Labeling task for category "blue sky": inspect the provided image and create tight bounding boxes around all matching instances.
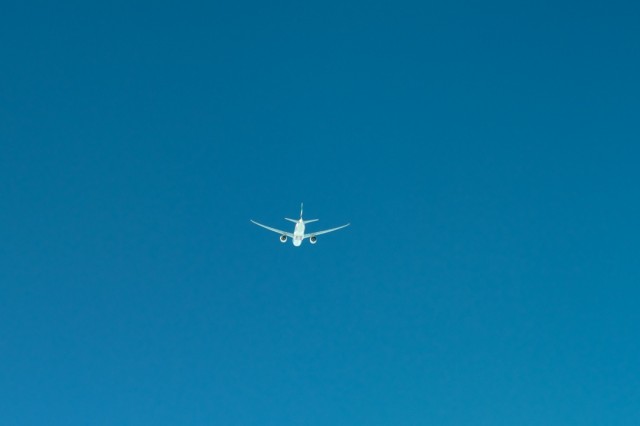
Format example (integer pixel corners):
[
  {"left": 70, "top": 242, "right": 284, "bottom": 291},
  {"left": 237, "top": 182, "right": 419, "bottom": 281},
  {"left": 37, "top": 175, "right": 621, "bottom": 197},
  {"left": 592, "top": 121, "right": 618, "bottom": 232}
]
[{"left": 1, "top": 1, "right": 639, "bottom": 424}]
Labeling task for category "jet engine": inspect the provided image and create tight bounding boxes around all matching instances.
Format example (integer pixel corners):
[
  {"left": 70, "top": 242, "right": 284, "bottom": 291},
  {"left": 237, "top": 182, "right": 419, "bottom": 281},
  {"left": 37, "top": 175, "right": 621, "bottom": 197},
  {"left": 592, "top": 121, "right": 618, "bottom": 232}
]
[
  {"left": 309, "top": 235, "right": 317, "bottom": 244},
  {"left": 279, "top": 235, "right": 287, "bottom": 243}
]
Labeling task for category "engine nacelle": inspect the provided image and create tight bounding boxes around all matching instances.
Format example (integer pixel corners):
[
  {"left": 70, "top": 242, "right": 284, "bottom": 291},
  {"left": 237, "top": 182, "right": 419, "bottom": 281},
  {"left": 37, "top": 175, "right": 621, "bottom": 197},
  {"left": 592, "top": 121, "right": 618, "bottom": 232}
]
[
  {"left": 279, "top": 235, "right": 287, "bottom": 243},
  {"left": 309, "top": 235, "right": 317, "bottom": 244}
]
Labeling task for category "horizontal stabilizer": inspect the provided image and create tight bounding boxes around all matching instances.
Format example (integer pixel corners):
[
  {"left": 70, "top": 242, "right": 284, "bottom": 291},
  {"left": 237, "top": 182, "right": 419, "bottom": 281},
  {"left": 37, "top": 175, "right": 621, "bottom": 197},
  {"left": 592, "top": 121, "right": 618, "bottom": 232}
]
[
  {"left": 284, "top": 218, "right": 298, "bottom": 223},
  {"left": 303, "top": 219, "right": 319, "bottom": 224}
]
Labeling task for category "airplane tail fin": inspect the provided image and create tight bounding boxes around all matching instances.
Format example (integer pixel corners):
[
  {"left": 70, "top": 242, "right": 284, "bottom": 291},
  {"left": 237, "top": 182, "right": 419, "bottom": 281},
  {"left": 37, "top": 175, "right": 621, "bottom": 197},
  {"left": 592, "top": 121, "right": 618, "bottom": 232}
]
[{"left": 286, "top": 204, "right": 317, "bottom": 223}]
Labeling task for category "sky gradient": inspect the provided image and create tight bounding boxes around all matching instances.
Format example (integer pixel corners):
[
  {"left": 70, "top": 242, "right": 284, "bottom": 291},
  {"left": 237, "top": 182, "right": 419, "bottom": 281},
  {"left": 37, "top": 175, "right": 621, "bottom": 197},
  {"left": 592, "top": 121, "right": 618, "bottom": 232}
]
[{"left": 2, "top": 1, "right": 639, "bottom": 424}]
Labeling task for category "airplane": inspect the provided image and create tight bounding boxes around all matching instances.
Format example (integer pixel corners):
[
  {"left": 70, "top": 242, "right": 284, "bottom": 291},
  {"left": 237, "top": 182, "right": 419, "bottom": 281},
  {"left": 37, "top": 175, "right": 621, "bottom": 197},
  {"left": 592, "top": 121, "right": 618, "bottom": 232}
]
[{"left": 250, "top": 203, "right": 350, "bottom": 246}]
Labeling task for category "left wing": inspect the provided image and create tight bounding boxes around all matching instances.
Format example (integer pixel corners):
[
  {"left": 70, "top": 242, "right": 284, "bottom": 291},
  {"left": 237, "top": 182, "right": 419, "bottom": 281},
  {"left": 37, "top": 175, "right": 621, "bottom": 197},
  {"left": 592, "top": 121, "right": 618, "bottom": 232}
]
[
  {"left": 250, "top": 220, "right": 295, "bottom": 238},
  {"left": 304, "top": 223, "right": 350, "bottom": 238}
]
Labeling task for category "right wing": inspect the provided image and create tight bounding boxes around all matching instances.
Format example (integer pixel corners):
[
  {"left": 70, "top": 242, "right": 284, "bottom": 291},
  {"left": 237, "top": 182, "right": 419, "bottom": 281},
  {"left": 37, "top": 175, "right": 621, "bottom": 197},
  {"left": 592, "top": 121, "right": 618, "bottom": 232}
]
[
  {"left": 250, "top": 220, "right": 295, "bottom": 238},
  {"left": 304, "top": 223, "right": 350, "bottom": 238}
]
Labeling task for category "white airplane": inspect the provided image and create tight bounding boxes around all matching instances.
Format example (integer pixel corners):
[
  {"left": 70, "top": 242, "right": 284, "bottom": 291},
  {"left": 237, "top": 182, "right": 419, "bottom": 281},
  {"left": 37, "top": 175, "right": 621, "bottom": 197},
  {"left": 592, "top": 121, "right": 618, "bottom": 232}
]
[{"left": 250, "top": 203, "right": 350, "bottom": 246}]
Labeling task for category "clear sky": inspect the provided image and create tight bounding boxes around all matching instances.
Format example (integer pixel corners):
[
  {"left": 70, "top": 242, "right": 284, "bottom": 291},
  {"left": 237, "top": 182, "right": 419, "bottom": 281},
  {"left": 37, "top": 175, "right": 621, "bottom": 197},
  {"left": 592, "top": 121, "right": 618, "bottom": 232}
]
[{"left": 1, "top": 1, "right": 639, "bottom": 424}]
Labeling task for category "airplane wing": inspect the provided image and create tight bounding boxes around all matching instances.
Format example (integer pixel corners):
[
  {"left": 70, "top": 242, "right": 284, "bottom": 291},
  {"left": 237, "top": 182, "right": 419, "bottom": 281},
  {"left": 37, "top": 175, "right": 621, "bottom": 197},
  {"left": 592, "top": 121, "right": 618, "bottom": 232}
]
[
  {"left": 250, "top": 220, "right": 295, "bottom": 238},
  {"left": 304, "top": 223, "right": 350, "bottom": 238}
]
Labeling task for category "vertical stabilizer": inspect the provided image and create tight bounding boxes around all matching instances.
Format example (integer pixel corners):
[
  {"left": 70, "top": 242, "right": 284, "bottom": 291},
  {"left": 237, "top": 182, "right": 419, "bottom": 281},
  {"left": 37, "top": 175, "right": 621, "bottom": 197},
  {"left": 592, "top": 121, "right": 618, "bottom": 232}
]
[{"left": 300, "top": 202, "right": 304, "bottom": 219}]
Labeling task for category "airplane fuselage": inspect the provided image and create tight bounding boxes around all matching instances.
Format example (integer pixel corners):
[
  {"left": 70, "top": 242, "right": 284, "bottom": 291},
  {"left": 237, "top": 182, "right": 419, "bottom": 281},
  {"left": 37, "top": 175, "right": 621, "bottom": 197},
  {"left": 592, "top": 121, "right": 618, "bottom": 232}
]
[{"left": 293, "top": 220, "right": 305, "bottom": 246}]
